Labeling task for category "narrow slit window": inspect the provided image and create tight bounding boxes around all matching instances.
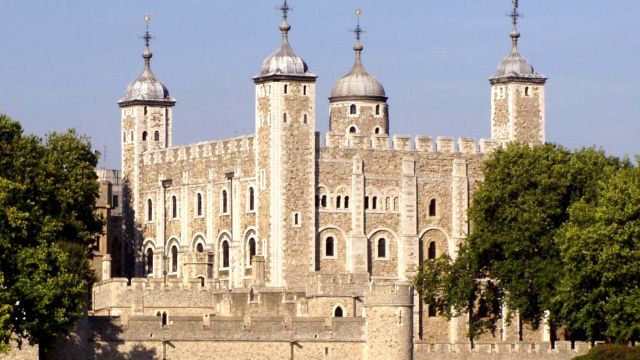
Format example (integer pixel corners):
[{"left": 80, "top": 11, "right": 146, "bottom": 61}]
[
  {"left": 303, "top": 85, "right": 307, "bottom": 95},
  {"left": 154, "top": 131, "right": 160, "bottom": 141},
  {"left": 364, "top": 196, "right": 369, "bottom": 210},
  {"left": 222, "top": 241, "right": 230, "bottom": 268},
  {"left": 171, "top": 196, "right": 177, "bottom": 218},
  {"left": 372, "top": 196, "right": 378, "bottom": 210},
  {"left": 171, "top": 245, "right": 178, "bottom": 273},
  {"left": 321, "top": 195, "right": 327, "bottom": 208},
  {"left": 146, "top": 248, "right": 153, "bottom": 275},
  {"left": 344, "top": 196, "right": 350, "bottom": 209},
  {"left": 222, "top": 190, "right": 228, "bottom": 214},
  {"left": 196, "top": 193, "right": 203, "bottom": 217},
  {"left": 303, "top": 114, "right": 308, "bottom": 124},
  {"left": 283, "top": 113, "right": 287, "bottom": 123},
  {"left": 349, "top": 104, "right": 356, "bottom": 115},
  {"left": 142, "top": 131, "right": 148, "bottom": 141},
  {"left": 248, "top": 238, "right": 257, "bottom": 262},
  {"left": 336, "top": 196, "right": 341, "bottom": 209},
  {"left": 147, "top": 199, "right": 153, "bottom": 221},
  {"left": 284, "top": 84, "right": 288, "bottom": 94},
  {"left": 429, "top": 199, "right": 437, "bottom": 217},
  {"left": 248, "top": 187, "right": 255, "bottom": 211},
  {"left": 375, "top": 104, "right": 381, "bottom": 115}
]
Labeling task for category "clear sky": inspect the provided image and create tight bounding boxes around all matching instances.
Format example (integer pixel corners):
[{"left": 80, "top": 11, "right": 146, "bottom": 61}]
[{"left": 1, "top": 1, "right": 638, "bottom": 169}]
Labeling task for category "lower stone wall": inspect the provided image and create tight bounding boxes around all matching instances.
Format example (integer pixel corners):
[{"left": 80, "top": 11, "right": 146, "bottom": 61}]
[
  {"left": 414, "top": 341, "right": 591, "bottom": 360},
  {"left": 0, "top": 341, "right": 38, "bottom": 360},
  {"left": 54, "top": 339, "right": 364, "bottom": 360}
]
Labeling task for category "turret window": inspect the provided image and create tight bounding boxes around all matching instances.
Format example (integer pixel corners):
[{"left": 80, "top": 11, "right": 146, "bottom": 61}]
[
  {"left": 221, "top": 240, "right": 230, "bottom": 268},
  {"left": 349, "top": 126, "right": 357, "bottom": 134},
  {"left": 283, "top": 113, "right": 287, "bottom": 123},
  {"left": 325, "top": 237, "right": 335, "bottom": 257},
  {"left": 321, "top": 195, "right": 327, "bottom": 208},
  {"left": 374, "top": 127, "right": 380, "bottom": 135},
  {"left": 303, "top": 114, "right": 308, "bottom": 124},
  {"left": 334, "top": 306, "right": 344, "bottom": 317},
  {"left": 147, "top": 199, "right": 153, "bottom": 221},
  {"left": 154, "top": 131, "right": 160, "bottom": 141},
  {"left": 377, "top": 238, "right": 387, "bottom": 259},
  {"left": 375, "top": 104, "right": 381, "bottom": 116},
  {"left": 171, "top": 195, "right": 178, "bottom": 219},
  {"left": 196, "top": 193, "right": 203, "bottom": 217},
  {"left": 144, "top": 106, "right": 148, "bottom": 116},
  {"left": 170, "top": 245, "right": 179, "bottom": 273},
  {"left": 284, "top": 84, "right": 288, "bottom": 94},
  {"left": 142, "top": 131, "right": 148, "bottom": 141},
  {"left": 429, "top": 199, "right": 437, "bottom": 217},
  {"left": 344, "top": 196, "right": 350, "bottom": 209},
  {"left": 336, "top": 196, "right": 342, "bottom": 209},
  {"left": 349, "top": 104, "right": 357, "bottom": 115},
  {"left": 248, "top": 187, "right": 255, "bottom": 212},
  {"left": 221, "top": 190, "right": 229, "bottom": 214},
  {"left": 303, "top": 85, "right": 307, "bottom": 96},
  {"left": 524, "top": 86, "right": 529, "bottom": 96}
]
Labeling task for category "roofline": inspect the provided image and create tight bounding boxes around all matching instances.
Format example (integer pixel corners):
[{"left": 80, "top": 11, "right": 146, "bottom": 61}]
[
  {"left": 118, "top": 98, "right": 177, "bottom": 108},
  {"left": 329, "top": 95, "right": 388, "bottom": 102},
  {"left": 489, "top": 76, "right": 547, "bottom": 85},
  {"left": 252, "top": 73, "right": 317, "bottom": 84}
]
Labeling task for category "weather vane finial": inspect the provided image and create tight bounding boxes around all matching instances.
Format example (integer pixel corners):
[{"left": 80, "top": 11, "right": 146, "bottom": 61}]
[
  {"left": 279, "top": 0, "right": 291, "bottom": 21},
  {"left": 351, "top": 8, "right": 364, "bottom": 42},
  {"left": 142, "top": 12, "right": 153, "bottom": 48},
  {"left": 507, "top": 0, "right": 522, "bottom": 49}
]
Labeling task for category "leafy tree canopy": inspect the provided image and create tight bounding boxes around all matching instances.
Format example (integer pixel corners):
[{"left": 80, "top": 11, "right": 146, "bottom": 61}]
[
  {"left": 0, "top": 114, "right": 102, "bottom": 352},
  {"left": 415, "top": 143, "right": 634, "bottom": 342}
]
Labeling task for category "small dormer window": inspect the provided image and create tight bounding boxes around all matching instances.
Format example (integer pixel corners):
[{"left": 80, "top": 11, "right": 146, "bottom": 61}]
[{"left": 349, "top": 104, "right": 357, "bottom": 115}]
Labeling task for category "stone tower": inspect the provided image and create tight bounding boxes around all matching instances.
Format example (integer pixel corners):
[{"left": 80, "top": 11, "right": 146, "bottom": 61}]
[
  {"left": 490, "top": 1, "right": 546, "bottom": 145},
  {"left": 253, "top": 1, "right": 317, "bottom": 289},
  {"left": 119, "top": 15, "right": 175, "bottom": 274},
  {"left": 365, "top": 283, "right": 414, "bottom": 360},
  {"left": 329, "top": 10, "right": 388, "bottom": 138}
]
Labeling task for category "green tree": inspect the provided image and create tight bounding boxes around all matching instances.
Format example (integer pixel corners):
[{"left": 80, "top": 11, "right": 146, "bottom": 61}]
[
  {"left": 414, "top": 143, "right": 626, "bottom": 341},
  {"left": 555, "top": 166, "right": 640, "bottom": 343},
  {"left": 0, "top": 114, "right": 103, "bottom": 354}
]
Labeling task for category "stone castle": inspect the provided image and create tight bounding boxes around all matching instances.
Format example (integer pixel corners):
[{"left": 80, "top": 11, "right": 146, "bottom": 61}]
[{"left": 38, "top": 2, "right": 598, "bottom": 360}]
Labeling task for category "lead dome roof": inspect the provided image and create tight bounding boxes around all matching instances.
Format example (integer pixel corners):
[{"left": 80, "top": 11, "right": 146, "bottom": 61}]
[{"left": 330, "top": 41, "right": 386, "bottom": 101}]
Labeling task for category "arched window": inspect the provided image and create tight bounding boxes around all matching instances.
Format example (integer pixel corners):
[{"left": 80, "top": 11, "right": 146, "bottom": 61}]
[
  {"left": 374, "top": 127, "right": 380, "bottom": 134},
  {"left": 325, "top": 237, "right": 335, "bottom": 257},
  {"left": 222, "top": 190, "right": 228, "bottom": 214},
  {"left": 321, "top": 195, "right": 327, "bottom": 208},
  {"left": 375, "top": 104, "right": 381, "bottom": 115},
  {"left": 147, "top": 199, "right": 153, "bottom": 221},
  {"left": 248, "top": 238, "right": 256, "bottom": 264},
  {"left": 303, "top": 85, "right": 307, "bottom": 96},
  {"left": 248, "top": 187, "right": 255, "bottom": 211},
  {"left": 196, "top": 242, "right": 204, "bottom": 253},
  {"left": 196, "top": 193, "right": 203, "bottom": 217},
  {"left": 283, "top": 113, "right": 287, "bottom": 123},
  {"left": 142, "top": 131, "right": 148, "bottom": 141},
  {"left": 428, "top": 241, "right": 436, "bottom": 260},
  {"left": 171, "top": 196, "right": 178, "bottom": 218},
  {"left": 344, "top": 196, "right": 350, "bottom": 209},
  {"left": 222, "top": 241, "right": 230, "bottom": 268},
  {"left": 377, "top": 238, "right": 387, "bottom": 258},
  {"left": 303, "top": 114, "right": 308, "bottom": 124},
  {"left": 154, "top": 131, "right": 160, "bottom": 141},
  {"left": 349, "top": 126, "right": 356, "bottom": 134},
  {"left": 349, "top": 104, "right": 356, "bottom": 115},
  {"left": 372, "top": 196, "right": 378, "bottom": 210},
  {"left": 171, "top": 245, "right": 178, "bottom": 273},
  {"left": 198, "top": 276, "right": 205, "bottom": 288},
  {"left": 429, "top": 199, "right": 437, "bottom": 217},
  {"left": 284, "top": 84, "right": 288, "bottom": 94},
  {"left": 145, "top": 248, "right": 153, "bottom": 275},
  {"left": 334, "top": 306, "right": 344, "bottom": 317},
  {"left": 524, "top": 86, "right": 529, "bottom": 96},
  {"left": 336, "top": 196, "right": 341, "bottom": 209}
]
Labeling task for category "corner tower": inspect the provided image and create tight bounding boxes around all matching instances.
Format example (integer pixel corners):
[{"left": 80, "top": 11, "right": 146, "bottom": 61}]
[
  {"left": 490, "top": 0, "right": 546, "bottom": 145},
  {"left": 119, "top": 14, "right": 175, "bottom": 274},
  {"left": 329, "top": 9, "right": 388, "bottom": 137},
  {"left": 253, "top": 1, "right": 317, "bottom": 289}
]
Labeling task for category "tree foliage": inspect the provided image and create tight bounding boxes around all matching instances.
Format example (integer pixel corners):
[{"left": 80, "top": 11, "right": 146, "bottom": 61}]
[
  {"left": 0, "top": 114, "right": 103, "bottom": 351},
  {"left": 414, "top": 143, "right": 634, "bottom": 342}
]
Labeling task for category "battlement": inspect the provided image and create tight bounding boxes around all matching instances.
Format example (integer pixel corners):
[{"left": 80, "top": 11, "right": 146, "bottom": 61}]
[
  {"left": 364, "top": 281, "right": 413, "bottom": 307},
  {"left": 324, "top": 133, "right": 504, "bottom": 155},
  {"left": 414, "top": 341, "right": 598, "bottom": 358},
  {"left": 141, "top": 135, "right": 256, "bottom": 166},
  {"left": 305, "top": 273, "right": 370, "bottom": 297}
]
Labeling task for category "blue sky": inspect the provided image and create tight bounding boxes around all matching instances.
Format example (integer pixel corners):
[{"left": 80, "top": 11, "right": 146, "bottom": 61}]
[{"left": 1, "top": 1, "right": 638, "bottom": 169}]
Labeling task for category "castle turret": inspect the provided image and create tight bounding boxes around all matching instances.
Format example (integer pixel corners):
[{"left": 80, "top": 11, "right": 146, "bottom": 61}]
[
  {"left": 490, "top": 0, "right": 546, "bottom": 145},
  {"left": 365, "top": 283, "right": 414, "bottom": 360},
  {"left": 253, "top": 1, "right": 317, "bottom": 289},
  {"left": 330, "top": 9, "right": 388, "bottom": 138},
  {"left": 119, "top": 14, "right": 175, "bottom": 275}
]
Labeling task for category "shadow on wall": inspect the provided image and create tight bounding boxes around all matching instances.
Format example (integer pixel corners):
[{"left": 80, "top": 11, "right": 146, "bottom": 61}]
[{"left": 46, "top": 316, "right": 158, "bottom": 360}]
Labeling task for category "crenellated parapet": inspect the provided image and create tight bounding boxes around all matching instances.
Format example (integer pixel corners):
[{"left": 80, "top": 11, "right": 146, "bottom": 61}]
[
  {"left": 141, "top": 135, "right": 256, "bottom": 166},
  {"left": 324, "top": 133, "right": 504, "bottom": 155}
]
